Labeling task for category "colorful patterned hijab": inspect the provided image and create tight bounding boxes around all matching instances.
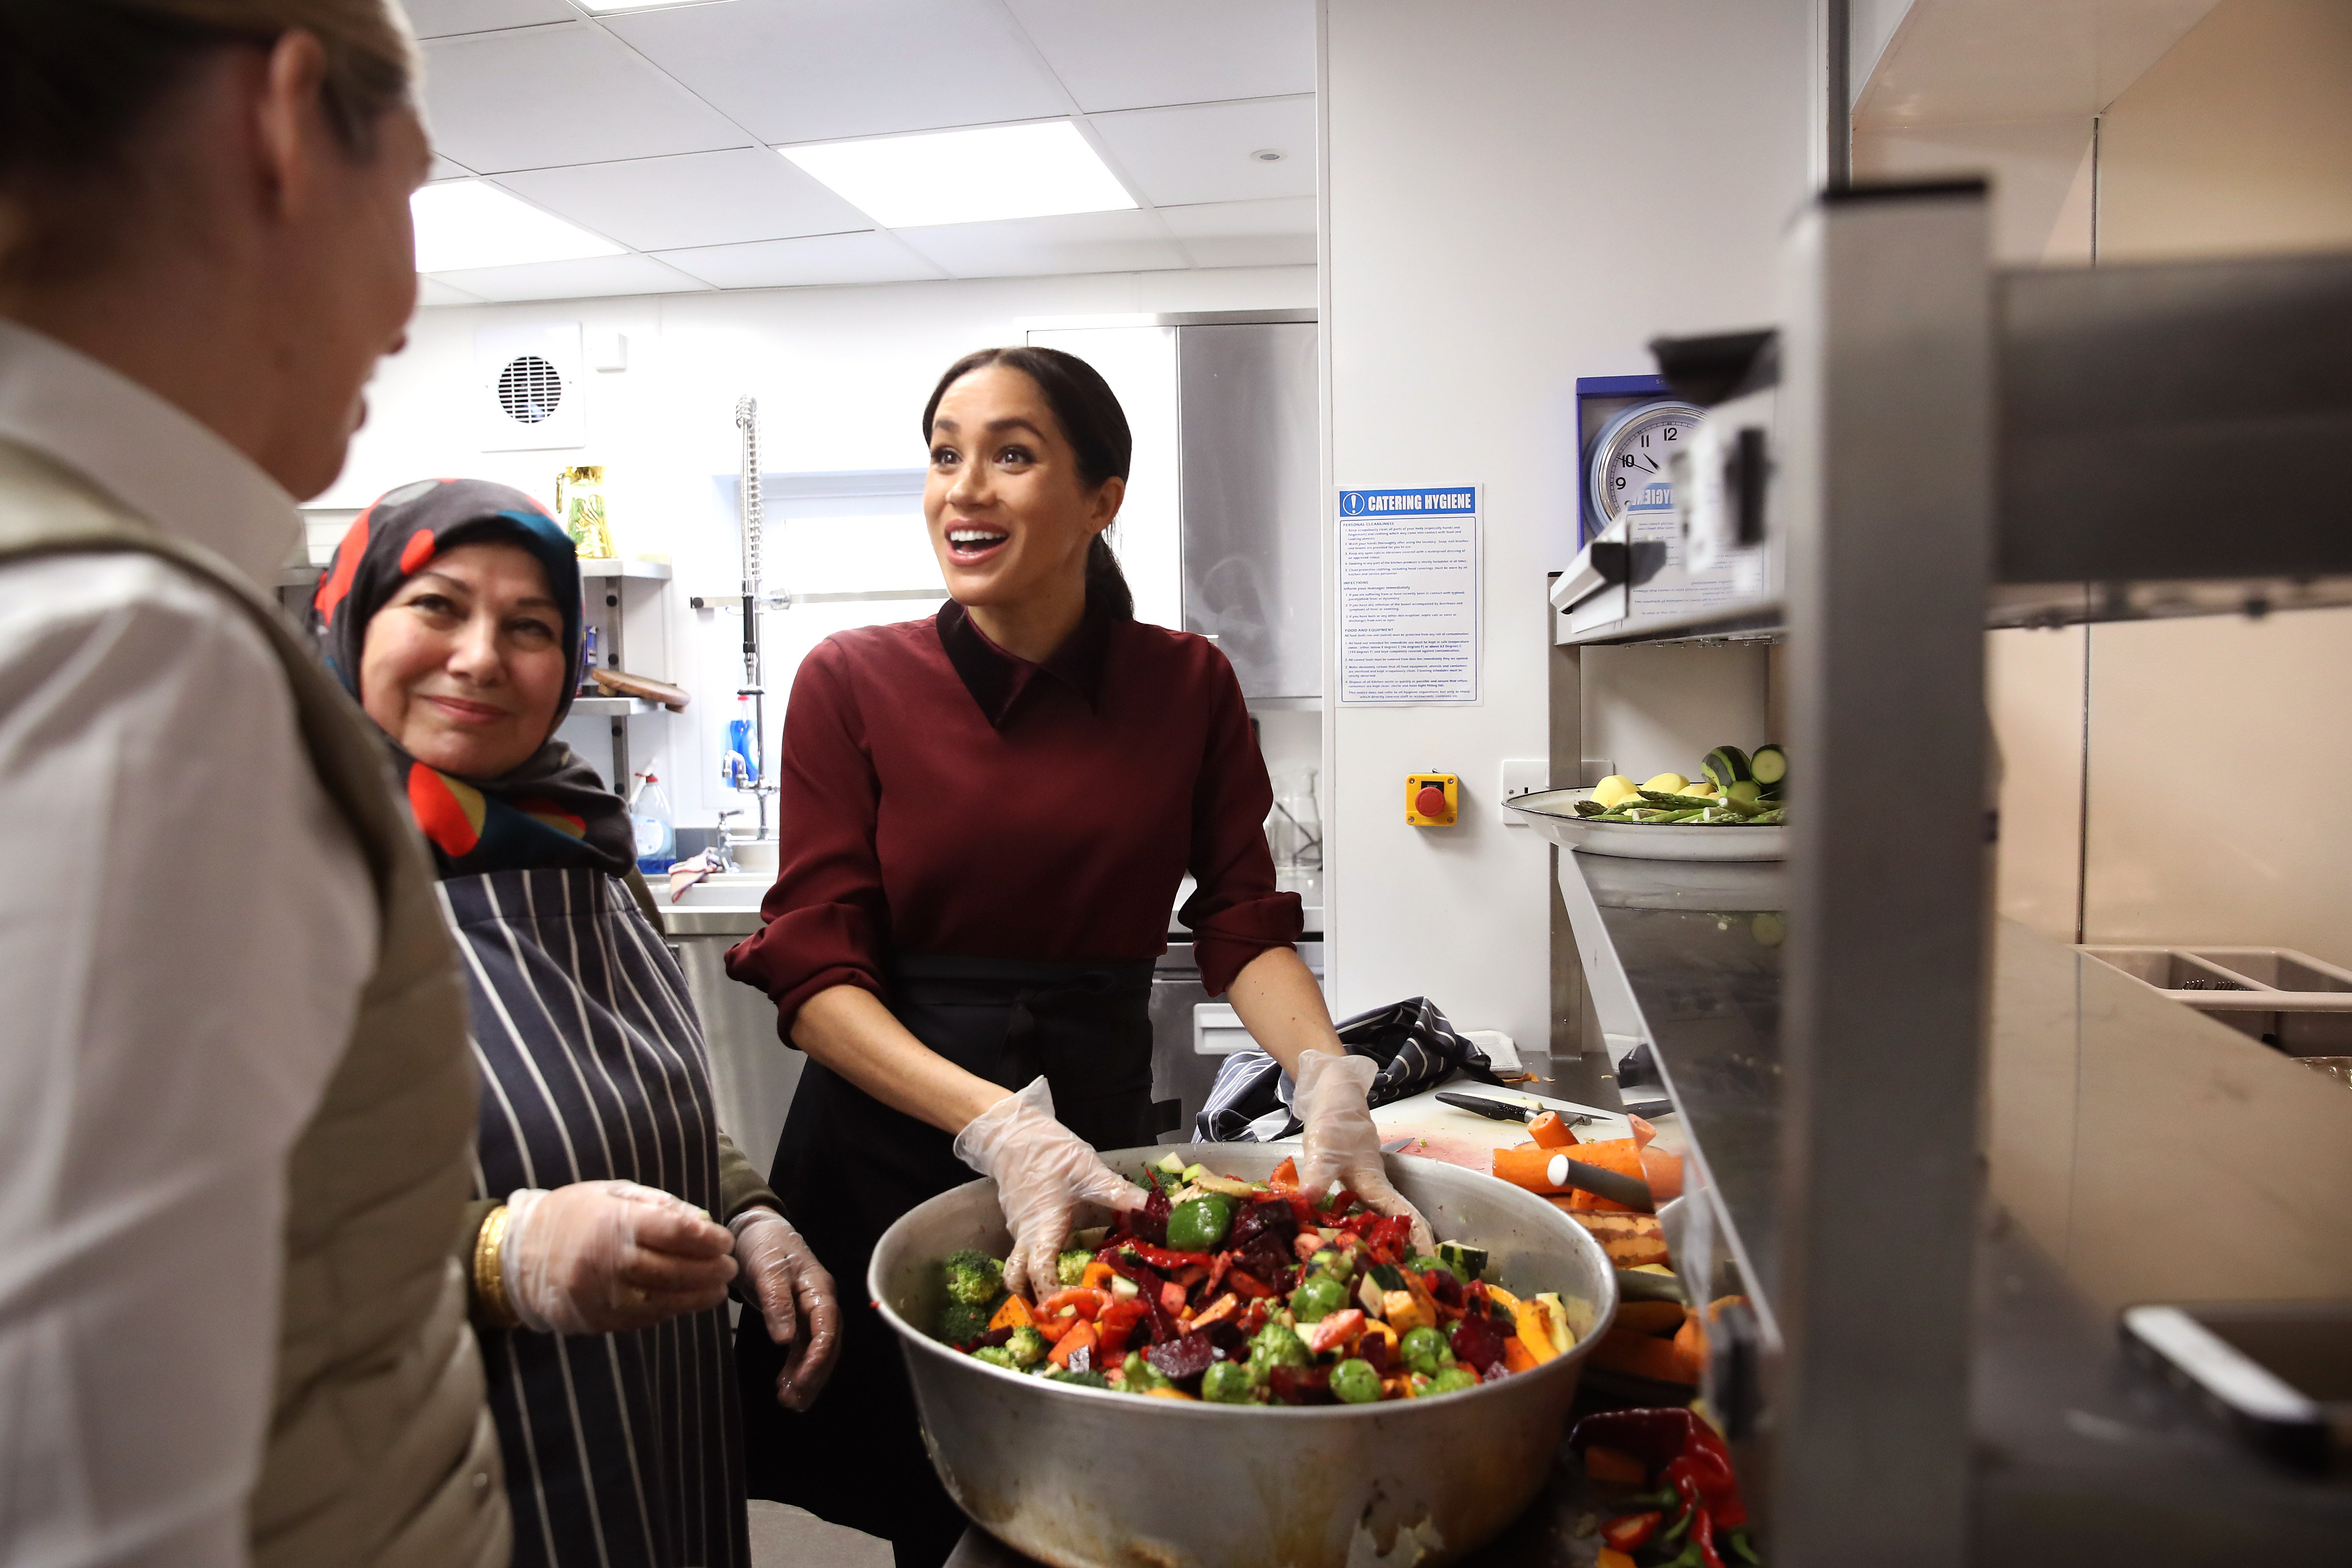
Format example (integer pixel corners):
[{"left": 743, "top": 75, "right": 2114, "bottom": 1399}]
[{"left": 312, "top": 478, "right": 635, "bottom": 881}]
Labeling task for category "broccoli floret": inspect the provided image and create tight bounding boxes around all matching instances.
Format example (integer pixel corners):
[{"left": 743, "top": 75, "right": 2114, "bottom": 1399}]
[
  {"left": 940, "top": 1295, "right": 1002, "bottom": 1346},
  {"left": 942, "top": 1249, "right": 1005, "bottom": 1305},
  {"left": 1247, "top": 1321, "right": 1310, "bottom": 1372},
  {"left": 1044, "top": 1368, "right": 1111, "bottom": 1389},
  {"left": 1001, "top": 1325, "right": 1049, "bottom": 1368},
  {"left": 970, "top": 1346, "right": 1021, "bottom": 1370},
  {"left": 1056, "top": 1249, "right": 1095, "bottom": 1288}
]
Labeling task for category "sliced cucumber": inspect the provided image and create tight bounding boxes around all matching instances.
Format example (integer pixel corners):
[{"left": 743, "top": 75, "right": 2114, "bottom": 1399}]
[
  {"left": 1702, "top": 746, "right": 1753, "bottom": 789},
  {"left": 1751, "top": 744, "right": 1788, "bottom": 786}
]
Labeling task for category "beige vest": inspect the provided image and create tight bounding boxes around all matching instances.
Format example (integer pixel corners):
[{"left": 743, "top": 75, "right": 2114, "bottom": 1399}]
[{"left": 0, "top": 441, "right": 509, "bottom": 1568}]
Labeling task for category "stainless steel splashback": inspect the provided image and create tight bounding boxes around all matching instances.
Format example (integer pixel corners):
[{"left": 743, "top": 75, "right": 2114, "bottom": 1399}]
[{"left": 1175, "top": 319, "right": 1321, "bottom": 703}]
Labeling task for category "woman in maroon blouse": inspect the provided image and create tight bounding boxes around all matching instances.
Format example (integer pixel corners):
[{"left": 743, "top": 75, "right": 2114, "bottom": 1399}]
[{"left": 726, "top": 347, "right": 1427, "bottom": 1563}]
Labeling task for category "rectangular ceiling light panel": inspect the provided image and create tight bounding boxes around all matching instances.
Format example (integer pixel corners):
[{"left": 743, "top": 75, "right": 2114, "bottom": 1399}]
[
  {"left": 412, "top": 180, "right": 627, "bottom": 273},
  {"left": 781, "top": 120, "right": 1136, "bottom": 229}
]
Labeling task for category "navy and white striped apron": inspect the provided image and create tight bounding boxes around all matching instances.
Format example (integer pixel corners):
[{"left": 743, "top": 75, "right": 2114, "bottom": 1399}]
[{"left": 438, "top": 868, "right": 746, "bottom": 1568}]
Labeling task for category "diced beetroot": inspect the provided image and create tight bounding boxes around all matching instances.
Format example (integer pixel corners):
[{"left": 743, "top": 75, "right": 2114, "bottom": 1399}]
[
  {"left": 1359, "top": 1333, "right": 1396, "bottom": 1375},
  {"left": 1268, "top": 1364, "right": 1336, "bottom": 1406},
  {"left": 1449, "top": 1310, "right": 1508, "bottom": 1375},
  {"left": 1428, "top": 1270, "right": 1465, "bottom": 1309},
  {"left": 1228, "top": 1195, "right": 1297, "bottom": 1254},
  {"left": 1145, "top": 1333, "right": 1216, "bottom": 1384},
  {"left": 1237, "top": 1235, "right": 1296, "bottom": 1287},
  {"left": 1135, "top": 1190, "right": 1171, "bottom": 1247},
  {"left": 1203, "top": 1317, "right": 1251, "bottom": 1359},
  {"left": 976, "top": 1326, "right": 1015, "bottom": 1350}
]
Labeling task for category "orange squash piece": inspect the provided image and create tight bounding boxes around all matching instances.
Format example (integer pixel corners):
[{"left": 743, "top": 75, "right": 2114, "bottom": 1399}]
[
  {"left": 1589, "top": 1327, "right": 1698, "bottom": 1385},
  {"left": 1672, "top": 1311, "right": 1709, "bottom": 1382},
  {"left": 986, "top": 1295, "right": 1033, "bottom": 1333},
  {"left": 1502, "top": 1336, "right": 1542, "bottom": 1375},
  {"left": 1046, "top": 1319, "right": 1097, "bottom": 1368}
]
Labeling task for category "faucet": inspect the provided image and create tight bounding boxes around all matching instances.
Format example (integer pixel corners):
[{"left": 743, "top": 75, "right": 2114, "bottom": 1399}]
[{"left": 713, "top": 808, "right": 743, "bottom": 873}]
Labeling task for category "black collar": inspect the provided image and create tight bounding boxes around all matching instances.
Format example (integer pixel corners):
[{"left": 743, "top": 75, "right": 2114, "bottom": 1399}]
[{"left": 935, "top": 596, "right": 1115, "bottom": 728}]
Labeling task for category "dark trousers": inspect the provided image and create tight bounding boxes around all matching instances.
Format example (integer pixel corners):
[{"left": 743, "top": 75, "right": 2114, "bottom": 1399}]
[{"left": 738, "top": 955, "right": 1155, "bottom": 1568}]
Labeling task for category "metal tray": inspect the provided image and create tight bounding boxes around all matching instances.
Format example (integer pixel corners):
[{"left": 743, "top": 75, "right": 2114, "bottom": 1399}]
[{"left": 1507, "top": 787, "right": 1786, "bottom": 862}]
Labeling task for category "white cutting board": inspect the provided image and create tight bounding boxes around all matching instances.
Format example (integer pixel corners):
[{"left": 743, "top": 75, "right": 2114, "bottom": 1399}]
[{"left": 1370, "top": 1084, "right": 1683, "bottom": 1174}]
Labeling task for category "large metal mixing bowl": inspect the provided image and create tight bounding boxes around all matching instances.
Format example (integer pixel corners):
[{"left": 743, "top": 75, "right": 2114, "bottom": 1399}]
[{"left": 870, "top": 1144, "right": 1619, "bottom": 1568}]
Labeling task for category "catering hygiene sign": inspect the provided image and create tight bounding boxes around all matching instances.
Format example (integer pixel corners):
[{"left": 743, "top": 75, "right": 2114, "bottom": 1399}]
[{"left": 1337, "top": 485, "right": 1480, "bottom": 705}]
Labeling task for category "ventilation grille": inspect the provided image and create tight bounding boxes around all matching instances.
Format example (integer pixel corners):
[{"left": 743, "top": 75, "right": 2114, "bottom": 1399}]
[{"left": 496, "top": 355, "right": 564, "bottom": 424}]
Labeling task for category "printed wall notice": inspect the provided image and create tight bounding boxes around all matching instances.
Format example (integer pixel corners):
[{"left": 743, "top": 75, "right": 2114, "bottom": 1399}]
[{"left": 1337, "top": 485, "right": 1480, "bottom": 705}]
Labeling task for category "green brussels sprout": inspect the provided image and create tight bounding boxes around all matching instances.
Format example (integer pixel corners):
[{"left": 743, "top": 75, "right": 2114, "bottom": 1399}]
[
  {"left": 1329, "top": 1358, "right": 1382, "bottom": 1405},
  {"left": 1289, "top": 1274, "right": 1351, "bottom": 1324},
  {"left": 1425, "top": 1366, "right": 1480, "bottom": 1396},
  {"left": 1399, "top": 1324, "right": 1452, "bottom": 1377},
  {"left": 1201, "top": 1360, "right": 1257, "bottom": 1404},
  {"left": 1120, "top": 1351, "right": 1169, "bottom": 1393}
]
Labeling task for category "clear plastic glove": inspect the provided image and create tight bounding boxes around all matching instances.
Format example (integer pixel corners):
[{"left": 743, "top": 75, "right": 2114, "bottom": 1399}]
[
  {"left": 730, "top": 1207, "right": 840, "bottom": 1411},
  {"left": 1293, "top": 1050, "right": 1435, "bottom": 1255},
  {"left": 501, "top": 1180, "right": 737, "bottom": 1335},
  {"left": 953, "top": 1076, "right": 1148, "bottom": 1302}
]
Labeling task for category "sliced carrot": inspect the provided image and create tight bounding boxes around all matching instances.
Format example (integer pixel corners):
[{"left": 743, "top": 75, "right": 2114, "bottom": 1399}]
[
  {"left": 1582, "top": 1444, "right": 1649, "bottom": 1485},
  {"left": 1491, "top": 1146, "right": 1567, "bottom": 1191},
  {"left": 1639, "top": 1145, "right": 1683, "bottom": 1202},
  {"left": 1187, "top": 1292, "right": 1240, "bottom": 1331},
  {"left": 1528, "top": 1111, "right": 1577, "bottom": 1148},
  {"left": 1627, "top": 1114, "right": 1658, "bottom": 1148},
  {"left": 1589, "top": 1327, "right": 1698, "bottom": 1385},
  {"left": 1047, "top": 1319, "right": 1097, "bottom": 1368},
  {"left": 1559, "top": 1139, "right": 1653, "bottom": 1214},
  {"left": 1495, "top": 1138, "right": 1651, "bottom": 1200},
  {"left": 1597, "top": 1549, "right": 1638, "bottom": 1568},
  {"left": 986, "top": 1295, "right": 1033, "bottom": 1333}
]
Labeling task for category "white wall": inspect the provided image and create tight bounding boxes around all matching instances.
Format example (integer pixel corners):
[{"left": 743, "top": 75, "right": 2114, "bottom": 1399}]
[
  {"left": 327, "top": 265, "right": 1314, "bottom": 826},
  {"left": 1320, "top": 0, "right": 1813, "bottom": 1048}
]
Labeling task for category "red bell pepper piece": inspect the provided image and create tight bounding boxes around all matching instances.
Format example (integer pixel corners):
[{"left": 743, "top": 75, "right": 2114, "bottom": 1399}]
[
  {"left": 1689, "top": 1506, "right": 1723, "bottom": 1568},
  {"left": 1306, "top": 1308, "right": 1365, "bottom": 1356},
  {"left": 1225, "top": 1269, "right": 1276, "bottom": 1301},
  {"left": 1121, "top": 1240, "right": 1216, "bottom": 1271},
  {"left": 1361, "top": 1214, "right": 1413, "bottom": 1265},
  {"left": 1601, "top": 1512, "right": 1662, "bottom": 1550},
  {"left": 1095, "top": 1298, "right": 1148, "bottom": 1363}
]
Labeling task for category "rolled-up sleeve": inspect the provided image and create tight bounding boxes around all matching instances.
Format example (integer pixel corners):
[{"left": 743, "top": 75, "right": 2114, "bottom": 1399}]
[
  {"left": 724, "top": 640, "right": 890, "bottom": 1035},
  {"left": 1178, "top": 655, "right": 1303, "bottom": 995}
]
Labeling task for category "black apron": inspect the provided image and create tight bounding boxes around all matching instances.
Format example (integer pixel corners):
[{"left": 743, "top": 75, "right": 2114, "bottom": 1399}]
[{"left": 736, "top": 952, "right": 1156, "bottom": 1568}]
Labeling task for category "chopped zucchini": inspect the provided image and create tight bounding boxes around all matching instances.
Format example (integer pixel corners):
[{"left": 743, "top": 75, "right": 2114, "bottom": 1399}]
[
  {"left": 1367, "top": 1262, "right": 1406, "bottom": 1292},
  {"left": 1436, "top": 1241, "right": 1488, "bottom": 1280},
  {"left": 1155, "top": 1152, "right": 1186, "bottom": 1175},
  {"left": 1751, "top": 744, "right": 1787, "bottom": 786},
  {"left": 1702, "top": 746, "right": 1753, "bottom": 788}
]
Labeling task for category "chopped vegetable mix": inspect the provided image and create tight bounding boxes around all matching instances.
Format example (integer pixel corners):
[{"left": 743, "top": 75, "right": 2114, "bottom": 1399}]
[{"left": 930, "top": 1154, "right": 1581, "bottom": 1404}]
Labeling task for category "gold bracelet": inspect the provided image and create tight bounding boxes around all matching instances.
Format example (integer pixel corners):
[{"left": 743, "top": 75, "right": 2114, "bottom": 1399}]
[{"left": 474, "top": 1205, "right": 521, "bottom": 1329}]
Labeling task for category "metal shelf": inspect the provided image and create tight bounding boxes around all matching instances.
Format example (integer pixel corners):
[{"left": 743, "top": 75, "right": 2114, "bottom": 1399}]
[
  {"left": 570, "top": 695, "right": 649, "bottom": 717},
  {"left": 580, "top": 558, "right": 671, "bottom": 580}
]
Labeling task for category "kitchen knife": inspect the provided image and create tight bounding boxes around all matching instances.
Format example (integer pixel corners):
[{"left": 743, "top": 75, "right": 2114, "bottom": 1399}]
[{"left": 1436, "top": 1090, "right": 1673, "bottom": 1123}]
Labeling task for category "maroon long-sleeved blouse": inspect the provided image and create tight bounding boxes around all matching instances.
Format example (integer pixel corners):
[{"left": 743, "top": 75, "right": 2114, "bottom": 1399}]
[{"left": 725, "top": 599, "right": 1302, "bottom": 1028}]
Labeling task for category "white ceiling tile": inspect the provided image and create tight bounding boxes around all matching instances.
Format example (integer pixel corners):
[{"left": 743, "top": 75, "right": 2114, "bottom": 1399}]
[
  {"left": 415, "top": 276, "right": 485, "bottom": 307},
  {"left": 496, "top": 150, "right": 872, "bottom": 250},
  {"left": 429, "top": 155, "right": 476, "bottom": 182},
  {"left": 653, "top": 233, "right": 949, "bottom": 289},
  {"left": 891, "top": 209, "right": 1185, "bottom": 280},
  {"left": 605, "top": 0, "right": 1068, "bottom": 144},
  {"left": 1155, "top": 197, "right": 1315, "bottom": 268},
  {"left": 421, "top": 23, "right": 747, "bottom": 173},
  {"left": 1090, "top": 97, "right": 1315, "bottom": 208},
  {"left": 427, "top": 254, "right": 713, "bottom": 302},
  {"left": 1003, "top": 0, "right": 1315, "bottom": 112},
  {"left": 401, "top": 0, "right": 574, "bottom": 38}
]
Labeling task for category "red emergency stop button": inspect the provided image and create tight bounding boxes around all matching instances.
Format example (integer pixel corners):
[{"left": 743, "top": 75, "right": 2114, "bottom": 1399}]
[{"left": 1415, "top": 785, "right": 1449, "bottom": 819}]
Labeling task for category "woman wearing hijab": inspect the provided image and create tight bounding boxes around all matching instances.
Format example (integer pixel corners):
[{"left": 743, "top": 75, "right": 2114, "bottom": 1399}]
[
  {"left": 725, "top": 347, "right": 1431, "bottom": 1563},
  {"left": 310, "top": 477, "right": 840, "bottom": 1568}
]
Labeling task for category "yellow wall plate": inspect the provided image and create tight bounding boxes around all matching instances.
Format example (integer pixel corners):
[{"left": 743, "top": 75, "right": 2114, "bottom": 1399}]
[{"left": 1406, "top": 773, "right": 1460, "bottom": 827}]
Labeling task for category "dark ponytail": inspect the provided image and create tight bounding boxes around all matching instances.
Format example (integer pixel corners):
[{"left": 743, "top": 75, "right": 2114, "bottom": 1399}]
[{"left": 922, "top": 345, "right": 1134, "bottom": 622}]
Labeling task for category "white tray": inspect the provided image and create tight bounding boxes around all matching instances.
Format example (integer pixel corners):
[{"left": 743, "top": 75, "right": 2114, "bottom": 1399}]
[{"left": 1506, "top": 786, "right": 1787, "bottom": 862}]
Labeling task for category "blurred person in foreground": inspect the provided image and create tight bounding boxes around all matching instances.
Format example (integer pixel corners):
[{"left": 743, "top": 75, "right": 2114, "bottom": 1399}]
[
  {"left": 0, "top": 3, "right": 507, "bottom": 1565},
  {"left": 315, "top": 477, "right": 839, "bottom": 1568}
]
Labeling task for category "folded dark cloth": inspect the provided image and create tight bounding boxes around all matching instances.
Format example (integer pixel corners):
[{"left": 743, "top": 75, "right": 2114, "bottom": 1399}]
[{"left": 1194, "top": 995, "right": 1500, "bottom": 1143}]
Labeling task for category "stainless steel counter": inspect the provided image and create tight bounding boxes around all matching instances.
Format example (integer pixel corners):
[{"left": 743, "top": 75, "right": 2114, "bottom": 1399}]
[{"left": 1553, "top": 846, "right": 2352, "bottom": 1559}]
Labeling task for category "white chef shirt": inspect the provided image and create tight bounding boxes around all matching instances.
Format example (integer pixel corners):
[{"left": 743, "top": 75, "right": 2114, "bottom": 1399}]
[{"left": 0, "top": 320, "right": 378, "bottom": 1568}]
